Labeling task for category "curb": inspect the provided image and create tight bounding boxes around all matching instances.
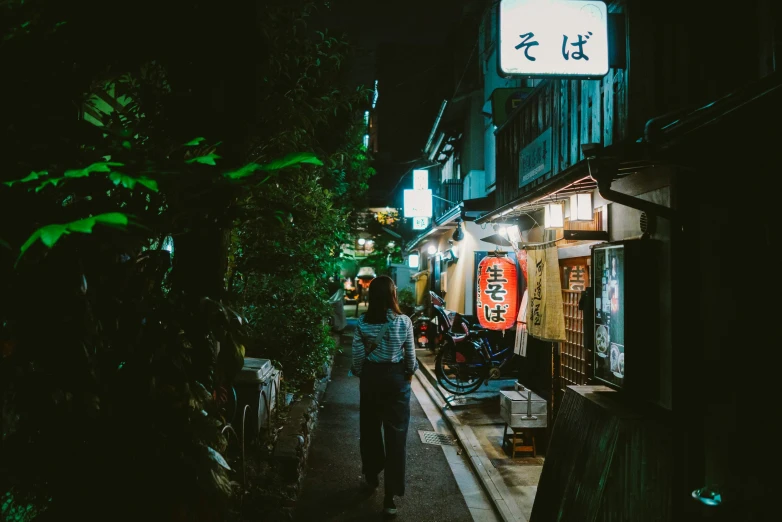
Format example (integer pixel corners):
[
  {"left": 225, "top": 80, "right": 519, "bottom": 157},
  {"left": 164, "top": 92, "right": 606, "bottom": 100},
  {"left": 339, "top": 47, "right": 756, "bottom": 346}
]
[
  {"left": 415, "top": 362, "right": 528, "bottom": 522},
  {"left": 273, "top": 351, "right": 335, "bottom": 512}
]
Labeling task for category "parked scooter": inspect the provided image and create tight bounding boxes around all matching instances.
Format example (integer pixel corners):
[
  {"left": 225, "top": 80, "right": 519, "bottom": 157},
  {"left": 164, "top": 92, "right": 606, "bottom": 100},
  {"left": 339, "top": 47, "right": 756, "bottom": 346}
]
[{"left": 412, "top": 291, "right": 458, "bottom": 352}]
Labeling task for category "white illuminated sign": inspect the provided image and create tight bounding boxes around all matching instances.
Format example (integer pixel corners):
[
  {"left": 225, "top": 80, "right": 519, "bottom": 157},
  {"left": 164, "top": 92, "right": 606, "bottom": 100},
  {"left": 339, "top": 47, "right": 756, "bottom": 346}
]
[
  {"left": 412, "top": 217, "right": 429, "bottom": 230},
  {"left": 499, "top": 0, "right": 609, "bottom": 77},
  {"left": 413, "top": 170, "right": 429, "bottom": 191},
  {"left": 404, "top": 189, "right": 432, "bottom": 218},
  {"left": 408, "top": 253, "right": 420, "bottom": 268}
]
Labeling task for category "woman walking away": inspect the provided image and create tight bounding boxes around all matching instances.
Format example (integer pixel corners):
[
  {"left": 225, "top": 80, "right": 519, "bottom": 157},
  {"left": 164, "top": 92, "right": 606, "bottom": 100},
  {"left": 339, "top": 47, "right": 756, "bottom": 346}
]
[{"left": 351, "top": 275, "right": 418, "bottom": 518}]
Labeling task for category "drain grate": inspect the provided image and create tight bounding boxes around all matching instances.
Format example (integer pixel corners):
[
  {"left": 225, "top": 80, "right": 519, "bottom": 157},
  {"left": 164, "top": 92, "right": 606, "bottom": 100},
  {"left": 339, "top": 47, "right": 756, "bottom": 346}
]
[{"left": 418, "top": 430, "right": 457, "bottom": 446}]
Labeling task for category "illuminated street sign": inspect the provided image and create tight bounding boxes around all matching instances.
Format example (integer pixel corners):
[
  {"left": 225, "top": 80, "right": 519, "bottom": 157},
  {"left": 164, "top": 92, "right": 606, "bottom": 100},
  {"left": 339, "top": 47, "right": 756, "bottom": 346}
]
[
  {"left": 413, "top": 217, "right": 429, "bottom": 230},
  {"left": 413, "top": 169, "right": 429, "bottom": 191},
  {"left": 404, "top": 189, "right": 432, "bottom": 218},
  {"left": 499, "top": 0, "right": 608, "bottom": 77}
]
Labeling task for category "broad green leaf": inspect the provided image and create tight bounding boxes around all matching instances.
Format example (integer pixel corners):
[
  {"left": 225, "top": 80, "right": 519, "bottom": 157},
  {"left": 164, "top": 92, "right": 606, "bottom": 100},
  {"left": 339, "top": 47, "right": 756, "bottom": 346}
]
[
  {"left": 39, "top": 224, "right": 69, "bottom": 247},
  {"left": 66, "top": 218, "right": 96, "bottom": 233},
  {"left": 184, "top": 137, "right": 206, "bottom": 146},
  {"left": 186, "top": 153, "right": 221, "bottom": 166},
  {"left": 93, "top": 213, "right": 130, "bottom": 226},
  {"left": 18, "top": 230, "right": 43, "bottom": 260},
  {"left": 223, "top": 163, "right": 262, "bottom": 180},
  {"left": 223, "top": 152, "right": 323, "bottom": 180},
  {"left": 64, "top": 161, "right": 124, "bottom": 179},
  {"left": 16, "top": 213, "right": 132, "bottom": 267},
  {"left": 259, "top": 152, "right": 323, "bottom": 171},
  {"left": 108, "top": 172, "right": 159, "bottom": 192},
  {"left": 3, "top": 170, "right": 48, "bottom": 187},
  {"left": 136, "top": 177, "right": 159, "bottom": 192},
  {"left": 34, "top": 178, "right": 63, "bottom": 192}
]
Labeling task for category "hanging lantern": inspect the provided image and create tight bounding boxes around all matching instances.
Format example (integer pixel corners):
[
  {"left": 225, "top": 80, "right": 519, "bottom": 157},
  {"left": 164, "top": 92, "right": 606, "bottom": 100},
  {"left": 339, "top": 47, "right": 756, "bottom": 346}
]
[
  {"left": 544, "top": 202, "right": 564, "bottom": 228},
  {"left": 569, "top": 193, "right": 593, "bottom": 221},
  {"left": 476, "top": 256, "right": 518, "bottom": 331}
]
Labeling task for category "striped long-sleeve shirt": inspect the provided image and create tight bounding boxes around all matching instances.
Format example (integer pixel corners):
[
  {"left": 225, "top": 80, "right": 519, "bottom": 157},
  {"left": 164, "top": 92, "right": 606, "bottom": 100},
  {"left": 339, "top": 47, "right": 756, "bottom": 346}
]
[{"left": 351, "top": 310, "right": 418, "bottom": 377}]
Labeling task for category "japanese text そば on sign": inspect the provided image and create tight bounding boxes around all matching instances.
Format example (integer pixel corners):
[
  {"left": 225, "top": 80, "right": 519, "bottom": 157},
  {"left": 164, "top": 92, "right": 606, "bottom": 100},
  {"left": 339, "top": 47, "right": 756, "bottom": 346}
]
[{"left": 499, "top": 0, "right": 609, "bottom": 77}]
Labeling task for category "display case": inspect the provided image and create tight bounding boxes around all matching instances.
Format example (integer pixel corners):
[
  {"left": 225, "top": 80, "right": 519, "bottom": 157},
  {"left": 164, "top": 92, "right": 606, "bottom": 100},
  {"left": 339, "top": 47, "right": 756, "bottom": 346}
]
[{"left": 591, "top": 239, "right": 659, "bottom": 398}]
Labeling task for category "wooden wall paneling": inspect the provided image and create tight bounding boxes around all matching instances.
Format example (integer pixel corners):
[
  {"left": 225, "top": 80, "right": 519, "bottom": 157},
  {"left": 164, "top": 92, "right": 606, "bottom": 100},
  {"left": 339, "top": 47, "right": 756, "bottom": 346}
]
[
  {"left": 570, "top": 81, "right": 580, "bottom": 165},
  {"left": 559, "top": 80, "right": 570, "bottom": 172},
  {"left": 591, "top": 80, "right": 602, "bottom": 146},
  {"left": 603, "top": 71, "right": 614, "bottom": 146},
  {"left": 580, "top": 80, "right": 591, "bottom": 158},
  {"left": 553, "top": 80, "right": 561, "bottom": 174},
  {"left": 614, "top": 69, "right": 626, "bottom": 142}
]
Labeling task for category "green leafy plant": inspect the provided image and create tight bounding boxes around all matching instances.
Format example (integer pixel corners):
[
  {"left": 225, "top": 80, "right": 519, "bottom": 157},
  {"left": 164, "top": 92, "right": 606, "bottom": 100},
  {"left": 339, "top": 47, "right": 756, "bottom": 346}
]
[{"left": 0, "top": 0, "right": 374, "bottom": 520}]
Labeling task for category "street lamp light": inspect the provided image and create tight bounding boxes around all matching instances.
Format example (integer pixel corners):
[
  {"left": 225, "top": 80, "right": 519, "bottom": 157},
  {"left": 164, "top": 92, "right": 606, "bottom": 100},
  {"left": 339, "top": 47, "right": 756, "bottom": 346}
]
[{"left": 427, "top": 245, "right": 437, "bottom": 255}]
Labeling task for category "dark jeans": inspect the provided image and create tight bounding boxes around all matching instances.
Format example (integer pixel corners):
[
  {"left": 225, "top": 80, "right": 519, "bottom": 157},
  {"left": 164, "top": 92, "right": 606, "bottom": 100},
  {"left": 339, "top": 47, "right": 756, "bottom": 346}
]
[{"left": 359, "top": 361, "right": 411, "bottom": 497}]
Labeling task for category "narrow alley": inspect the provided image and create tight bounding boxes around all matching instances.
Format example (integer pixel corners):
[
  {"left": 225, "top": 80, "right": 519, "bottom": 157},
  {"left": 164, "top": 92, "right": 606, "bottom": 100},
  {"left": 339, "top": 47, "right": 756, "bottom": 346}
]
[{"left": 295, "top": 319, "right": 500, "bottom": 522}]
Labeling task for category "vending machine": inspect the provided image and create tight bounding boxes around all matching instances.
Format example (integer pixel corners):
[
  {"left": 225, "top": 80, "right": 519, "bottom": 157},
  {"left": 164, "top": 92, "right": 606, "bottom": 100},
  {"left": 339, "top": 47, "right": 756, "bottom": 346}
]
[{"left": 591, "top": 239, "right": 659, "bottom": 399}]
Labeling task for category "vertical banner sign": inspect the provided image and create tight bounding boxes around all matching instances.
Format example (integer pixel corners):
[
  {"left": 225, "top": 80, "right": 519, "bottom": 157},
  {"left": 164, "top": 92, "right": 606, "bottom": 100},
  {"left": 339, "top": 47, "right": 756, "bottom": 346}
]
[
  {"left": 413, "top": 169, "right": 429, "bottom": 191},
  {"left": 499, "top": 0, "right": 609, "bottom": 78},
  {"left": 525, "top": 245, "right": 567, "bottom": 341},
  {"left": 477, "top": 256, "right": 518, "bottom": 331},
  {"left": 514, "top": 249, "right": 530, "bottom": 356},
  {"left": 403, "top": 189, "right": 433, "bottom": 217}
]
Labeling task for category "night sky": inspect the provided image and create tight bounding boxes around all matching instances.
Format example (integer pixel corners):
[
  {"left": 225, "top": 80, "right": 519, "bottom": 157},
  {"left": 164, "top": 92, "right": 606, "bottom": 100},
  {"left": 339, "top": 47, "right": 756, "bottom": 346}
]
[{"left": 325, "top": 0, "right": 467, "bottom": 205}]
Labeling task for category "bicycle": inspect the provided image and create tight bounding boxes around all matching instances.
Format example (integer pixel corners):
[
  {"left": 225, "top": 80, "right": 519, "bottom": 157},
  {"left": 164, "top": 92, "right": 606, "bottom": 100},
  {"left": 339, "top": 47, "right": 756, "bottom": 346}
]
[{"left": 434, "top": 317, "right": 516, "bottom": 395}]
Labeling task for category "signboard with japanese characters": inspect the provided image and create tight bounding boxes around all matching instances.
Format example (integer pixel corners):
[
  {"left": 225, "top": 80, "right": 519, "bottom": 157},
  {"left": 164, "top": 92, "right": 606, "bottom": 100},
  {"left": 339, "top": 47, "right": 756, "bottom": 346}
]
[
  {"left": 476, "top": 255, "right": 519, "bottom": 331},
  {"left": 413, "top": 170, "right": 429, "bottom": 191},
  {"left": 519, "top": 128, "right": 552, "bottom": 188},
  {"left": 412, "top": 217, "right": 429, "bottom": 230},
  {"left": 403, "top": 189, "right": 432, "bottom": 218},
  {"left": 499, "top": 0, "right": 609, "bottom": 77}
]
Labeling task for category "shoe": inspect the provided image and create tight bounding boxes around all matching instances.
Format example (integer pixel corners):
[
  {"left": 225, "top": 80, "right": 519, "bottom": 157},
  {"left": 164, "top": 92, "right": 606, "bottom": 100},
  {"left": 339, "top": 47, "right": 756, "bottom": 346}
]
[{"left": 382, "top": 496, "right": 397, "bottom": 518}]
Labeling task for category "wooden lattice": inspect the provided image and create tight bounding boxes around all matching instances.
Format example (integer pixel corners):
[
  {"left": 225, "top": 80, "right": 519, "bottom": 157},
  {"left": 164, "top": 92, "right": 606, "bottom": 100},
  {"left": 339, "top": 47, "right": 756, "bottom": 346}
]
[{"left": 559, "top": 290, "right": 588, "bottom": 396}]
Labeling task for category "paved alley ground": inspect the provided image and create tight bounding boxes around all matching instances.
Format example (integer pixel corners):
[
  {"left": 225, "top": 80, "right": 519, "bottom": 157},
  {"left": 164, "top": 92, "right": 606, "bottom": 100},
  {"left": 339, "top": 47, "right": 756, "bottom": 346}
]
[{"left": 295, "top": 320, "right": 484, "bottom": 522}]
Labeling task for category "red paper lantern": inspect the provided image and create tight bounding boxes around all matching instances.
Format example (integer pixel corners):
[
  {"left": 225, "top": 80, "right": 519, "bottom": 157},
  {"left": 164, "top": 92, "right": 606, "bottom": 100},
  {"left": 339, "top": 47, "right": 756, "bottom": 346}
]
[{"left": 476, "top": 256, "right": 518, "bottom": 330}]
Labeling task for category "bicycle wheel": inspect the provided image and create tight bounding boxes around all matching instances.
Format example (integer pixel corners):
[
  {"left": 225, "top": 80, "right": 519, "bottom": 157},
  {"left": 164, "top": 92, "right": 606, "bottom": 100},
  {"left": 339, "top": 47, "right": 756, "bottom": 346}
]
[{"left": 435, "top": 337, "right": 487, "bottom": 395}]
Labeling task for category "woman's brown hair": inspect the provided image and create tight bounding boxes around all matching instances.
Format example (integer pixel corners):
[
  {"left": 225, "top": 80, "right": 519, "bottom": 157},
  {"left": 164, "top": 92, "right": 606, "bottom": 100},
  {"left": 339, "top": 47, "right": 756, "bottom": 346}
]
[{"left": 364, "top": 275, "right": 403, "bottom": 324}]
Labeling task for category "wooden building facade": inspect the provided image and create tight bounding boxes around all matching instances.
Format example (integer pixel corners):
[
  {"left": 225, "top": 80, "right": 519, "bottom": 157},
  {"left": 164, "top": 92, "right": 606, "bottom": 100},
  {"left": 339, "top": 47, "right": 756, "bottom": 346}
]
[{"left": 484, "top": 1, "right": 781, "bottom": 520}]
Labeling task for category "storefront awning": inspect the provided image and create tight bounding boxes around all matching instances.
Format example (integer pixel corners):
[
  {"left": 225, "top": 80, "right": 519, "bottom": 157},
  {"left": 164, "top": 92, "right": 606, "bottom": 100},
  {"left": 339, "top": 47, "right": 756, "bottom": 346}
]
[
  {"left": 475, "top": 164, "right": 592, "bottom": 224},
  {"left": 475, "top": 141, "right": 653, "bottom": 225}
]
